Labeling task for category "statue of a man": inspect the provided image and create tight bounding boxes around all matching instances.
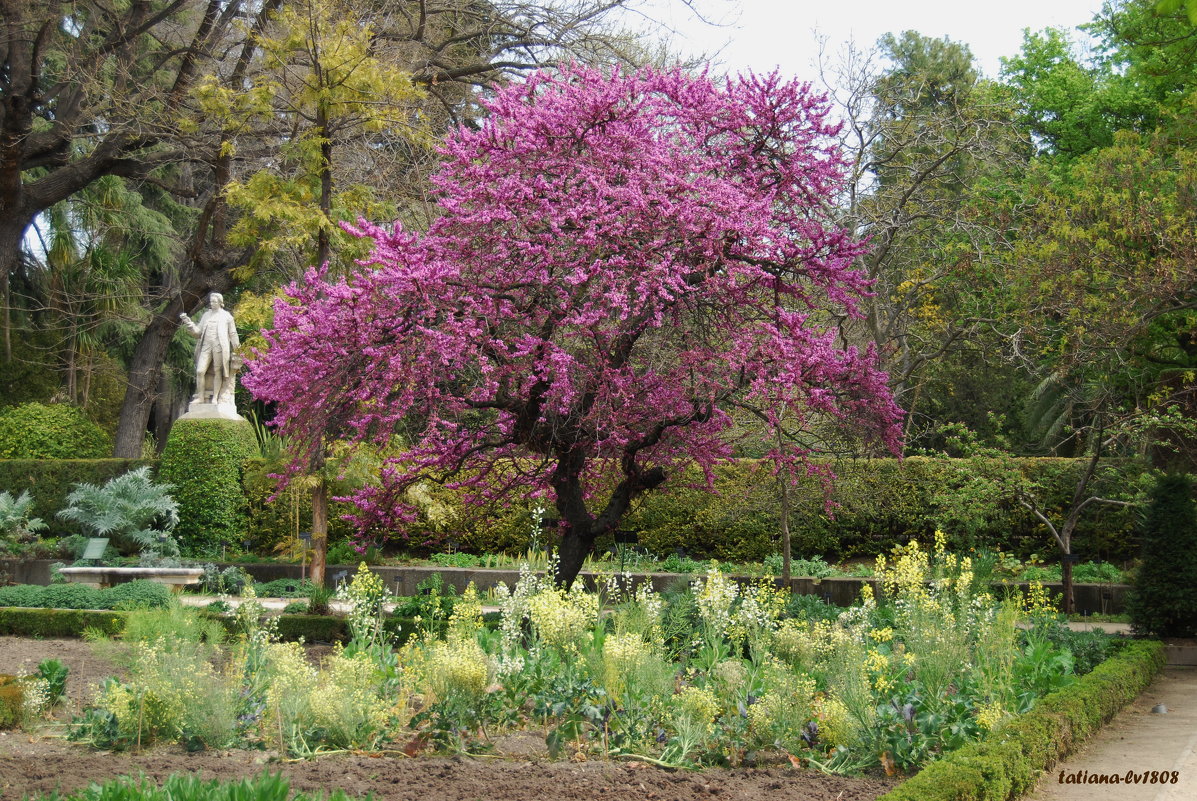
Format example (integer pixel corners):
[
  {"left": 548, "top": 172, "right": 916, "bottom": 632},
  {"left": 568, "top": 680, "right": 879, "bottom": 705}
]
[{"left": 179, "top": 292, "right": 240, "bottom": 406}]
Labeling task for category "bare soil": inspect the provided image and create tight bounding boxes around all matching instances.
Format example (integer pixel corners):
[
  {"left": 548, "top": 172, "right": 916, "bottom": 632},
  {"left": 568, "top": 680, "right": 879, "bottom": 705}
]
[{"left": 0, "top": 637, "right": 900, "bottom": 801}]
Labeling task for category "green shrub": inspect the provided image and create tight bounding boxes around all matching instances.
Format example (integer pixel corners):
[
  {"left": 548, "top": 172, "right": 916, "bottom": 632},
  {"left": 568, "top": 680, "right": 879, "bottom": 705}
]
[
  {"left": 0, "top": 489, "right": 47, "bottom": 552},
  {"left": 36, "top": 658, "right": 68, "bottom": 705},
  {"left": 254, "top": 578, "right": 317, "bottom": 597},
  {"left": 160, "top": 419, "right": 258, "bottom": 555},
  {"left": 0, "top": 584, "right": 46, "bottom": 607},
  {"left": 0, "top": 608, "right": 128, "bottom": 637},
  {"left": 0, "top": 459, "right": 153, "bottom": 537},
  {"left": 0, "top": 402, "right": 111, "bottom": 459},
  {"left": 206, "top": 600, "right": 232, "bottom": 615},
  {"left": 106, "top": 580, "right": 174, "bottom": 610},
  {"left": 1127, "top": 474, "right": 1197, "bottom": 637},
  {"left": 281, "top": 600, "right": 309, "bottom": 614},
  {"left": 0, "top": 581, "right": 171, "bottom": 611},
  {"left": 200, "top": 564, "right": 252, "bottom": 595},
  {"left": 41, "top": 583, "right": 105, "bottom": 610}
]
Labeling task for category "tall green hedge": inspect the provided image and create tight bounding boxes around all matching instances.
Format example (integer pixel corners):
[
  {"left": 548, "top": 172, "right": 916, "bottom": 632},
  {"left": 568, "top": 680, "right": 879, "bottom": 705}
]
[
  {"left": 239, "top": 456, "right": 1149, "bottom": 562},
  {"left": 0, "top": 402, "right": 111, "bottom": 459},
  {"left": 0, "top": 459, "right": 153, "bottom": 537},
  {"left": 614, "top": 458, "right": 1148, "bottom": 562},
  {"left": 160, "top": 419, "right": 258, "bottom": 556}
]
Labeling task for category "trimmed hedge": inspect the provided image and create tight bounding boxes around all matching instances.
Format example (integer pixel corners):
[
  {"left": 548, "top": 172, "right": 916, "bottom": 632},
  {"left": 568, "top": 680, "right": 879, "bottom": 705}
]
[
  {"left": 160, "top": 419, "right": 258, "bottom": 556},
  {"left": 878, "top": 639, "right": 1166, "bottom": 801},
  {"left": 0, "top": 402, "right": 111, "bottom": 460},
  {"left": 2, "top": 455, "right": 1152, "bottom": 562},
  {"left": 0, "top": 459, "right": 154, "bottom": 538},
  {"left": 0, "top": 608, "right": 129, "bottom": 637},
  {"left": 241, "top": 457, "right": 1144, "bottom": 562}
]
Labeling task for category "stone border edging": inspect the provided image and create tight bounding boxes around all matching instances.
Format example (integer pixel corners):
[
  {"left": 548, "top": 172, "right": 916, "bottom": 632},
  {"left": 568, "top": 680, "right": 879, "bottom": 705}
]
[{"left": 878, "top": 639, "right": 1167, "bottom": 801}]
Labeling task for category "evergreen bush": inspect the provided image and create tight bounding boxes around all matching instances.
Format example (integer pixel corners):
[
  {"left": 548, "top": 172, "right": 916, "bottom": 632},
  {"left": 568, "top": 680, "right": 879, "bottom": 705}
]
[
  {"left": 160, "top": 418, "right": 258, "bottom": 555},
  {"left": 1127, "top": 474, "right": 1197, "bottom": 637},
  {"left": 0, "top": 402, "right": 111, "bottom": 459},
  {"left": 0, "top": 580, "right": 171, "bottom": 610},
  {"left": 106, "top": 580, "right": 173, "bottom": 610}
]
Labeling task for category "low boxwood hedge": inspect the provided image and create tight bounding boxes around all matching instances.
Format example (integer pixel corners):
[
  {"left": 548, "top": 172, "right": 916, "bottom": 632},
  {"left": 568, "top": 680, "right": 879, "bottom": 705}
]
[
  {"left": 879, "top": 639, "right": 1166, "bottom": 801},
  {"left": 0, "top": 608, "right": 128, "bottom": 638}
]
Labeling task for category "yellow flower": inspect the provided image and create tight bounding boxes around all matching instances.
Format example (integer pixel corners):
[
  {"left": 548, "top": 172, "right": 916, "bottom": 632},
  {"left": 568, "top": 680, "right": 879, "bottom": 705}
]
[
  {"left": 976, "top": 700, "right": 1006, "bottom": 730},
  {"left": 868, "top": 627, "right": 894, "bottom": 643},
  {"left": 675, "top": 685, "right": 720, "bottom": 729}
]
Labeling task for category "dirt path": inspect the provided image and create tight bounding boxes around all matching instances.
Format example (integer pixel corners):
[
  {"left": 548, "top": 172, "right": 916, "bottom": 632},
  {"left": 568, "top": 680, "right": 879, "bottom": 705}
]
[{"left": 1027, "top": 667, "right": 1197, "bottom": 801}]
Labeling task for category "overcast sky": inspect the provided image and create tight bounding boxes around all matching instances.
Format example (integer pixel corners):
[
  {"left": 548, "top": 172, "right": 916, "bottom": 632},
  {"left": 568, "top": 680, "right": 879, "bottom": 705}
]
[{"left": 631, "top": 0, "right": 1108, "bottom": 80}]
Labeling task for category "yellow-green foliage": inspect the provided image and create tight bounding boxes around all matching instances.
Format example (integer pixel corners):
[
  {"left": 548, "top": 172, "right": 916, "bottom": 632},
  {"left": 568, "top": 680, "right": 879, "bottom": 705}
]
[
  {"left": 0, "top": 674, "right": 23, "bottom": 729},
  {"left": 96, "top": 640, "right": 240, "bottom": 747},
  {"left": 0, "top": 402, "right": 111, "bottom": 459},
  {"left": 262, "top": 641, "right": 407, "bottom": 753},
  {"left": 241, "top": 459, "right": 355, "bottom": 552}
]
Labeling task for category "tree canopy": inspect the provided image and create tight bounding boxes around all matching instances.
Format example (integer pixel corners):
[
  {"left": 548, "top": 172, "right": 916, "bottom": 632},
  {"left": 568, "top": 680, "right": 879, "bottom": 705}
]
[{"left": 245, "top": 65, "right": 904, "bottom": 586}]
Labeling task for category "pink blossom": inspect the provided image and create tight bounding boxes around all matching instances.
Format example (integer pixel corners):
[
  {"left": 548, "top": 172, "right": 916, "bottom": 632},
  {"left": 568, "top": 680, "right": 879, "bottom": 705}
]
[{"left": 244, "top": 65, "right": 904, "bottom": 586}]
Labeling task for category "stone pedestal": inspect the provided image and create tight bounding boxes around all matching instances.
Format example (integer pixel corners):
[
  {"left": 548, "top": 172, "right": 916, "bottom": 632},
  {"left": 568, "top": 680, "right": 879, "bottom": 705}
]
[{"left": 178, "top": 401, "right": 243, "bottom": 421}]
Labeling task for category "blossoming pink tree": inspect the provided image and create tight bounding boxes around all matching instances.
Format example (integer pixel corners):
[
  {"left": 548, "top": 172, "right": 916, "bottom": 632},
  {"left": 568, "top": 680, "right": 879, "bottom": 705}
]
[{"left": 245, "top": 65, "right": 904, "bottom": 588}]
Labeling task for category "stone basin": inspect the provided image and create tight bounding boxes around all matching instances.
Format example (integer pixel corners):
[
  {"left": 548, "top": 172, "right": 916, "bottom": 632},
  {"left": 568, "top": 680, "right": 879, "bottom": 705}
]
[{"left": 57, "top": 566, "right": 205, "bottom": 591}]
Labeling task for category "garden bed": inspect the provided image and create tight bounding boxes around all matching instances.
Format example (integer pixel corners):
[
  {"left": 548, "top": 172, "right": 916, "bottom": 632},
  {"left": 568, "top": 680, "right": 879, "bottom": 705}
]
[
  {"left": 0, "top": 636, "right": 897, "bottom": 801},
  {"left": 0, "top": 738, "right": 898, "bottom": 801}
]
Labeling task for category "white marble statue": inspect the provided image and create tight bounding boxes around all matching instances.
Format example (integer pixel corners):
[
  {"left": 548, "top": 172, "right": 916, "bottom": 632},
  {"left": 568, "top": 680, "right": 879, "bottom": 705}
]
[{"left": 179, "top": 292, "right": 243, "bottom": 418}]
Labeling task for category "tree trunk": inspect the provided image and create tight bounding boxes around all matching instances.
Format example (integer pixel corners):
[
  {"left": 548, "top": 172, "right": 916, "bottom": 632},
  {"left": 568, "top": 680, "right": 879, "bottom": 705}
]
[
  {"left": 1061, "top": 553, "right": 1075, "bottom": 615},
  {"left": 779, "top": 476, "right": 792, "bottom": 585},
  {"left": 1, "top": 267, "right": 10, "bottom": 363},
  {"left": 554, "top": 516, "right": 594, "bottom": 590},
  {"left": 115, "top": 308, "right": 183, "bottom": 457},
  {"left": 315, "top": 100, "right": 333, "bottom": 269},
  {"left": 310, "top": 450, "right": 328, "bottom": 587}
]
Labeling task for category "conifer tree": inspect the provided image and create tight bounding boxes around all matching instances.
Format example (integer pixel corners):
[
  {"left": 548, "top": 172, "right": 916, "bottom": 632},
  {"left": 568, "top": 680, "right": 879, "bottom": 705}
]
[{"left": 1128, "top": 473, "right": 1197, "bottom": 637}]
